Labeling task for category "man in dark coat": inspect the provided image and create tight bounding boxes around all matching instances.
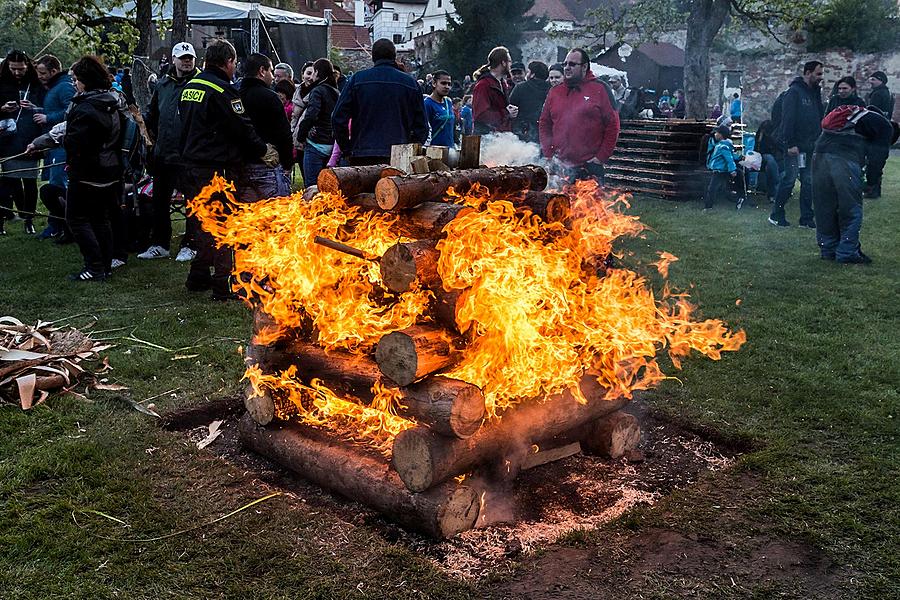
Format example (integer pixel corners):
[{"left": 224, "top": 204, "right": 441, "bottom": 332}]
[
  {"left": 768, "top": 60, "right": 824, "bottom": 228},
  {"left": 238, "top": 53, "right": 293, "bottom": 199},
  {"left": 332, "top": 39, "right": 428, "bottom": 165},
  {"left": 139, "top": 42, "right": 200, "bottom": 261},
  {"left": 509, "top": 60, "right": 550, "bottom": 143},
  {"left": 863, "top": 71, "right": 894, "bottom": 198},
  {"left": 177, "top": 39, "right": 271, "bottom": 300},
  {"left": 812, "top": 106, "right": 898, "bottom": 263}
]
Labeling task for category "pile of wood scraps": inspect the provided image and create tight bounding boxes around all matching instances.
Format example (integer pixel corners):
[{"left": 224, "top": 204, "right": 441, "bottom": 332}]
[{"left": 0, "top": 316, "right": 113, "bottom": 409}]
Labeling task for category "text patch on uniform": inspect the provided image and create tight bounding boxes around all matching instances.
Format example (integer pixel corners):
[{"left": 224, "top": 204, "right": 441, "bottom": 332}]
[
  {"left": 231, "top": 99, "right": 245, "bottom": 114},
  {"left": 182, "top": 89, "right": 206, "bottom": 103}
]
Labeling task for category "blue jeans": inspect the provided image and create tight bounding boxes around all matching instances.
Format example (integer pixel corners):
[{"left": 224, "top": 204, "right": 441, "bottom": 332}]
[
  {"left": 758, "top": 153, "right": 780, "bottom": 200},
  {"left": 236, "top": 164, "right": 291, "bottom": 202},
  {"left": 812, "top": 153, "right": 863, "bottom": 261},
  {"left": 772, "top": 153, "right": 814, "bottom": 224},
  {"left": 303, "top": 143, "right": 331, "bottom": 190}
]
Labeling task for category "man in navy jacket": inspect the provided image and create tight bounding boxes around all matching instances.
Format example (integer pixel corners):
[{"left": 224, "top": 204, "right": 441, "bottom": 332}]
[
  {"left": 332, "top": 39, "right": 427, "bottom": 165},
  {"left": 769, "top": 60, "right": 824, "bottom": 228}
]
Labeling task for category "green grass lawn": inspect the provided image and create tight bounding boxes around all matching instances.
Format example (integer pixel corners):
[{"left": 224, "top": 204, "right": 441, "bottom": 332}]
[{"left": 1, "top": 163, "right": 897, "bottom": 599}]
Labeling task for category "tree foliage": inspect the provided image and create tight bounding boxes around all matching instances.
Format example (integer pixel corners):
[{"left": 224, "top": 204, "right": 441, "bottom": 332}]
[
  {"left": 583, "top": 0, "right": 812, "bottom": 118},
  {"left": 0, "top": 1, "right": 88, "bottom": 64},
  {"left": 434, "top": 0, "right": 543, "bottom": 78},
  {"left": 808, "top": 0, "right": 900, "bottom": 53}
]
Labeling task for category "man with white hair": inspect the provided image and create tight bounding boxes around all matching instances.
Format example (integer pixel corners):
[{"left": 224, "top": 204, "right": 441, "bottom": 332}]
[{"left": 273, "top": 63, "right": 294, "bottom": 85}]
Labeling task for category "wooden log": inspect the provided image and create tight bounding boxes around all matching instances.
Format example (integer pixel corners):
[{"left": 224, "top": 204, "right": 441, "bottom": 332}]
[
  {"left": 390, "top": 143, "right": 423, "bottom": 172},
  {"left": 238, "top": 415, "right": 480, "bottom": 538},
  {"left": 244, "top": 382, "right": 277, "bottom": 426},
  {"left": 410, "top": 156, "right": 431, "bottom": 174},
  {"left": 347, "top": 193, "right": 381, "bottom": 210},
  {"left": 427, "top": 159, "right": 450, "bottom": 172},
  {"left": 580, "top": 411, "right": 641, "bottom": 459},
  {"left": 425, "top": 145, "right": 450, "bottom": 163},
  {"left": 316, "top": 165, "right": 404, "bottom": 197},
  {"left": 402, "top": 202, "right": 473, "bottom": 239},
  {"left": 511, "top": 191, "right": 571, "bottom": 223},
  {"left": 458, "top": 135, "right": 481, "bottom": 169},
  {"left": 432, "top": 288, "right": 463, "bottom": 333},
  {"left": 375, "top": 325, "right": 462, "bottom": 386},
  {"left": 391, "top": 374, "right": 629, "bottom": 492},
  {"left": 375, "top": 165, "right": 548, "bottom": 211},
  {"left": 250, "top": 340, "right": 483, "bottom": 438},
  {"left": 302, "top": 185, "right": 318, "bottom": 202},
  {"left": 521, "top": 441, "right": 582, "bottom": 470},
  {"left": 379, "top": 240, "right": 440, "bottom": 293}
]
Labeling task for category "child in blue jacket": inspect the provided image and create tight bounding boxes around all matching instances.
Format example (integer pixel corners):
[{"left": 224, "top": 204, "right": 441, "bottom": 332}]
[{"left": 705, "top": 124, "right": 741, "bottom": 209}]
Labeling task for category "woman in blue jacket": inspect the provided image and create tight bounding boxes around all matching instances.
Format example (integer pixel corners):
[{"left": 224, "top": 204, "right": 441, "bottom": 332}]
[{"left": 33, "top": 54, "right": 75, "bottom": 239}]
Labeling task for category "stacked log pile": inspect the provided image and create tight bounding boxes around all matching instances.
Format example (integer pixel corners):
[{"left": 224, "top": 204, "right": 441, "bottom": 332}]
[
  {"left": 239, "top": 160, "right": 641, "bottom": 538},
  {"left": 606, "top": 119, "right": 745, "bottom": 199}
]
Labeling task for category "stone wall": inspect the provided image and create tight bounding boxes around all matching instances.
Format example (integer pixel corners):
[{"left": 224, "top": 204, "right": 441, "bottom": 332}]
[{"left": 710, "top": 45, "right": 900, "bottom": 126}]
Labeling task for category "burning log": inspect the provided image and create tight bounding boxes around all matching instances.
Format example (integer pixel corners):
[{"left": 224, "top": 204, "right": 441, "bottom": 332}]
[
  {"left": 247, "top": 339, "right": 483, "bottom": 438},
  {"left": 579, "top": 411, "right": 641, "bottom": 459},
  {"left": 375, "top": 325, "right": 462, "bottom": 386},
  {"left": 402, "top": 202, "right": 473, "bottom": 238},
  {"left": 379, "top": 240, "right": 440, "bottom": 293},
  {"left": 375, "top": 165, "right": 548, "bottom": 211},
  {"left": 238, "top": 415, "right": 480, "bottom": 538},
  {"left": 316, "top": 165, "right": 404, "bottom": 197},
  {"left": 512, "top": 191, "right": 571, "bottom": 223},
  {"left": 391, "top": 374, "right": 629, "bottom": 492}
]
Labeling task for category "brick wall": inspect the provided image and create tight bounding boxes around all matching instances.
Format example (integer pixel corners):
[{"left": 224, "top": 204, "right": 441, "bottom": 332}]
[{"left": 710, "top": 46, "right": 900, "bottom": 126}]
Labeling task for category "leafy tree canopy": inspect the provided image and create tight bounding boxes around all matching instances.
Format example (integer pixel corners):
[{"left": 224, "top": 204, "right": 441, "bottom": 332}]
[
  {"left": 434, "top": 0, "right": 544, "bottom": 78},
  {"left": 0, "top": 0, "right": 89, "bottom": 65},
  {"left": 808, "top": 0, "right": 900, "bottom": 53}
]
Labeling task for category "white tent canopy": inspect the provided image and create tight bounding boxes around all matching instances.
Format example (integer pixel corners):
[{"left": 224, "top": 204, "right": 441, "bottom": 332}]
[{"left": 106, "top": 0, "right": 327, "bottom": 26}]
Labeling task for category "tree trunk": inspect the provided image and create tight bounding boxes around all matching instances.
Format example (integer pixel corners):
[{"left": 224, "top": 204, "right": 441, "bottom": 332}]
[
  {"left": 683, "top": 0, "right": 731, "bottom": 119},
  {"left": 374, "top": 325, "right": 462, "bottom": 386},
  {"left": 316, "top": 165, "right": 404, "bottom": 196},
  {"left": 238, "top": 415, "right": 481, "bottom": 538},
  {"left": 375, "top": 166, "right": 548, "bottom": 210},
  {"left": 172, "top": 0, "right": 189, "bottom": 45},
  {"left": 132, "top": 0, "right": 154, "bottom": 112},
  {"left": 379, "top": 240, "right": 440, "bottom": 293},
  {"left": 391, "top": 374, "right": 630, "bottom": 492},
  {"left": 247, "top": 340, "right": 484, "bottom": 438}
]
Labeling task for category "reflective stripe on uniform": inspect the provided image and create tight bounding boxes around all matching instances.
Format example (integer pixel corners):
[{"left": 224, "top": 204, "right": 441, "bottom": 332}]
[{"left": 192, "top": 78, "right": 225, "bottom": 93}]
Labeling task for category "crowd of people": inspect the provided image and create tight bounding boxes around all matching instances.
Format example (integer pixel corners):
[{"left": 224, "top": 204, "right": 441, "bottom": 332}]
[
  {"left": 703, "top": 60, "right": 897, "bottom": 264},
  {"left": 0, "top": 39, "right": 896, "bottom": 292}
]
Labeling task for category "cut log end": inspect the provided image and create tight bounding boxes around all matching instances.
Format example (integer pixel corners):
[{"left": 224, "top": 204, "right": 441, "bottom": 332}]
[
  {"left": 375, "top": 330, "right": 420, "bottom": 386},
  {"left": 379, "top": 242, "right": 417, "bottom": 293},
  {"left": 391, "top": 428, "right": 436, "bottom": 493},
  {"left": 375, "top": 177, "right": 401, "bottom": 210},
  {"left": 437, "top": 486, "right": 482, "bottom": 537},
  {"left": 581, "top": 411, "right": 641, "bottom": 459},
  {"left": 244, "top": 383, "right": 276, "bottom": 426}
]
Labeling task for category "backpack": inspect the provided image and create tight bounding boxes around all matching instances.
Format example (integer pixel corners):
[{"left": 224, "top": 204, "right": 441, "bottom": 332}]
[
  {"left": 768, "top": 90, "right": 788, "bottom": 150},
  {"left": 821, "top": 104, "right": 868, "bottom": 133},
  {"left": 119, "top": 106, "right": 147, "bottom": 184}
]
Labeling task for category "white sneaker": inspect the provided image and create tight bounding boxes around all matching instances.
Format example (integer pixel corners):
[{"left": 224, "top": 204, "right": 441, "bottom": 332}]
[
  {"left": 137, "top": 245, "right": 170, "bottom": 259},
  {"left": 110, "top": 258, "right": 126, "bottom": 270},
  {"left": 175, "top": 247, "right": 197, "bottom": 262}
]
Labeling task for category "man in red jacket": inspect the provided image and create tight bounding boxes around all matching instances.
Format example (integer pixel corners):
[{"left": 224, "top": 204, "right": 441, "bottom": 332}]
[
  {"left": 472, "top": 46, "right": 519, "bottom": 135},
  {"left": 539, "top": 48, "right": 620, "bottom": 183}
]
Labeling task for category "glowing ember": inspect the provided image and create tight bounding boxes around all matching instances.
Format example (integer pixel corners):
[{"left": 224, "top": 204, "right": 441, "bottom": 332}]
[{"left": 190, "top": 174, "right": 745, "bottom": 446}]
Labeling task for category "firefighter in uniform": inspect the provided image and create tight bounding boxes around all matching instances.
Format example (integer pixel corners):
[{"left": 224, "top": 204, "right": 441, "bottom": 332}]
[{"left": 177, "top": 39, "right": 277, "bottom": 300}]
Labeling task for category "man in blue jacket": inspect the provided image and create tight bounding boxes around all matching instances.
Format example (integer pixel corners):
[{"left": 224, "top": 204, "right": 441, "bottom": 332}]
[
  {"left": 332, "top": 39, "right": 427, "bottom": 165},
  {"left": 769, "top": 61, "right": 824, "bottom": 229},
  {"left": 33, "top": 54, "right": 74, "bottom": 240}
]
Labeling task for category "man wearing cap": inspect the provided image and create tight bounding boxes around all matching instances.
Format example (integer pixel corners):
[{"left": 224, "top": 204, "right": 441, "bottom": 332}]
[
  {"left": 864, "top": 71, "right": 894, "bottom": 198},
  {"left": 510, "top": 62, "right": 527, "bottom": 87},
  {"left": 177, "top": 39, "right": 275, "bottom": 300},
  {"left": 139, "top": 42, "right": 201, "bottom": 262}
]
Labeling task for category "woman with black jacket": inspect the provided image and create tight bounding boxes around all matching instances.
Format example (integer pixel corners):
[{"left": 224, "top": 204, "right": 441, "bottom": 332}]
[
  {"left": 64, "top": 56, "right": 124, "bottom": 281},
  {"left": 0, "top": 50, "right": 45, "bottom": 235},
  {"left": 825, "top": 76, "right": 866, "bottom": 115},
  {"left": 295, "top": 58, "right": 340, "bottom": 188}
]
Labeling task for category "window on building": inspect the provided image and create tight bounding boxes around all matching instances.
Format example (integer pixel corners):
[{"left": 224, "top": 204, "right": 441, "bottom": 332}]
[
  {"left": 430, "top": 25, "right": 435, "bottom": 32},
  {"left": 393, "top": 13, "right": 399, "bottom": 21},
  {"left": 438, "top": 0, "right": 442, "bottom": 7},
  {"left": 393, "top": 34, "right": 403, "bottom": 43}
]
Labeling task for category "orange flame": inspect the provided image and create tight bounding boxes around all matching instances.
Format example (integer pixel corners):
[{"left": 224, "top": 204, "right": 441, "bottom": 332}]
[{"left": 191, "top": 175, "right": 745, "bottom": 446}]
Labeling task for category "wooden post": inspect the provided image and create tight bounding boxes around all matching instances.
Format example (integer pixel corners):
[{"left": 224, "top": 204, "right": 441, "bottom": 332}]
[
  {"left": 390, "top": 143, "right": 423, "bottom": 172},
  {"left": 458, "top": 136, "right": 481, "bottom": 169}
]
